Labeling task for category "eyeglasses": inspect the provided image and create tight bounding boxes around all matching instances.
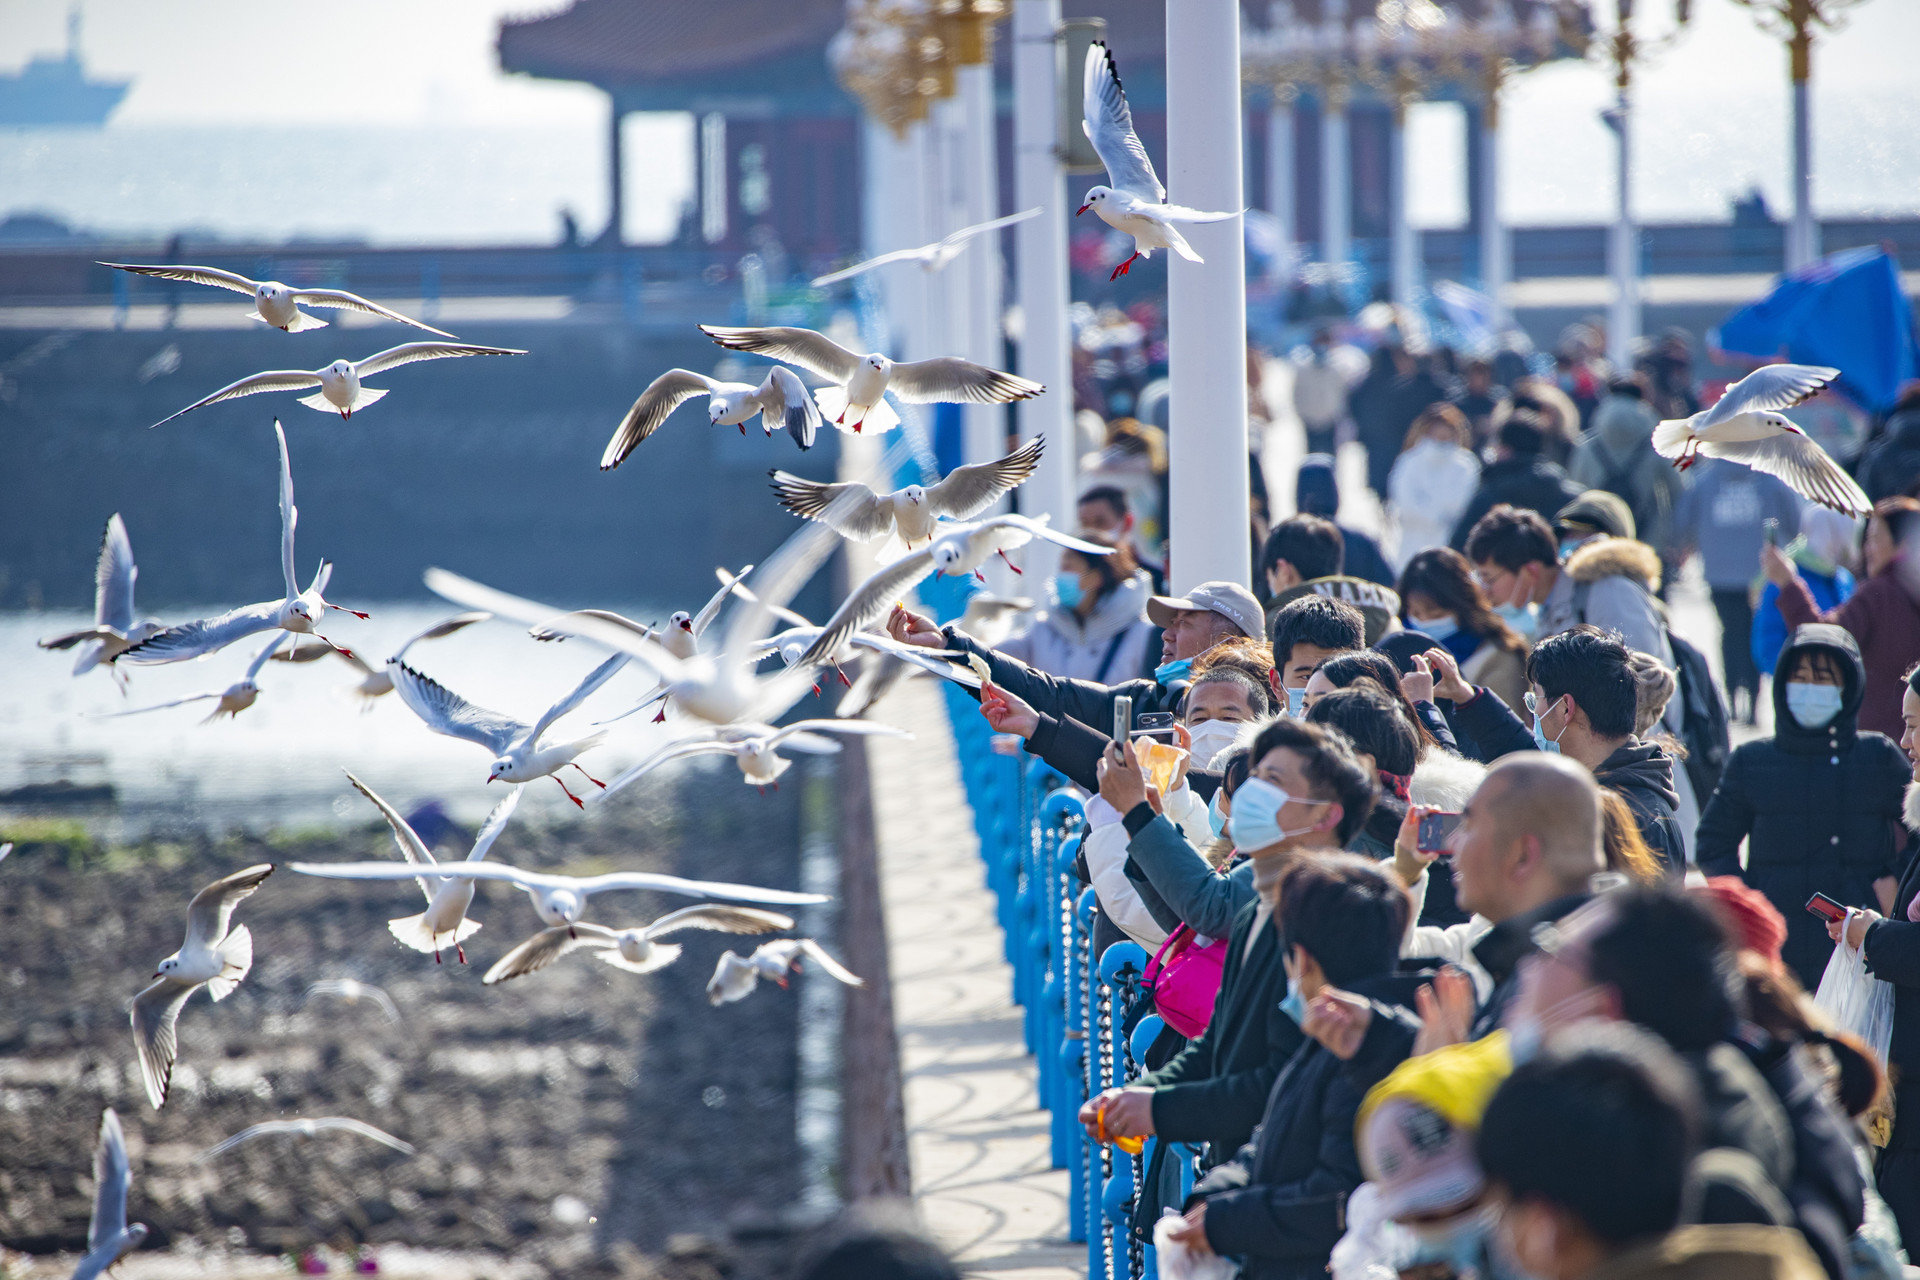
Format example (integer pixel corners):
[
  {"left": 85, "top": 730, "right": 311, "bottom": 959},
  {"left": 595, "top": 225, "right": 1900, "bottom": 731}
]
[{"left": 1523, "top": 691, "right": 1557, "bottom": 721}]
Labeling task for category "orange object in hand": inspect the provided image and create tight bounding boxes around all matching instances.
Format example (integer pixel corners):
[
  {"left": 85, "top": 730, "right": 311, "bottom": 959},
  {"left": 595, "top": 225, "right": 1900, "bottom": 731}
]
[{"left": 1097, "top": 1100, "right": 1146, "bottom": 1154}]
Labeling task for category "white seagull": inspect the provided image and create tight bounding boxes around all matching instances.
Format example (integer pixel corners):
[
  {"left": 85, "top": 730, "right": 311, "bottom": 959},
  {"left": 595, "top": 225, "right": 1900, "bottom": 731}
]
[
  {"left": 700, "top": 323, "right": 1043, "bottom": 435},
  {"left": 1077, "top": 41, "right": 1240, "bottom": 280},
  {"left": 302, "top": 977, "right": 401, "bottom": 1024},
  {"left": 288, "top": 860, "right": 828, "bottom": 933},
  {"left": 344, "top": 769, "right": 522, "bottom": 965},
  {"left": 386, "top": 651, "right": 628, "bottom": 807},
  {"left": 482, "top": 904, "right": 795, "bottom": 985},
  {"left": 36, "top": 513, "right": 163, "bottom": 682},
  {"left": 601, "top": 366, "right": 821, "bottom": 468},
  {"left": 597, "top": 718, "right": 911, "bottom": 798},
  {"left": 707, "top": 939, "right": 865, "bottom": 1006},
  {"left": 809, "top": 208, "right": 1043, "bottom": 288},
  {"left": 131, "top": 863, "right": 274, "bottom": 1109},
  {"left": 797, "top": 515, "right": 1113, "bottom": 667},
  {"left": 201, "top": 1117, "right": 414, "bottom": 1161},
  {"left": 1652, "top": 363, "right": 1869, "bottom": 515},
  {"left": 71, "top": 1109, "right": 147, "bottom": 1280},
  {"left": 94, "top": 630, "right": 289, "bottom": 723},
  {"left": 770, "top": 436, "right": 1045, "bottom": 546},
  {"left": 100, "top": 261, "right": 458, "bottom": 337},
  {"left": 151, "top": 341, "right": 525, "bottom": 427},
  {"left": 120, "top": 422, "right": 366, "bottom": 665},
  {"left": 271, "top": 611, "right": 490, "bottom": 707}
]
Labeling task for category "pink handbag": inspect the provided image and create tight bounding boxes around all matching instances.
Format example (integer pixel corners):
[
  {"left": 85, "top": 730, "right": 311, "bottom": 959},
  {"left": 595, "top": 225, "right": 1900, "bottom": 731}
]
[{"left": 1142, "top": 924, "right": 1227, "bottom": 1039}]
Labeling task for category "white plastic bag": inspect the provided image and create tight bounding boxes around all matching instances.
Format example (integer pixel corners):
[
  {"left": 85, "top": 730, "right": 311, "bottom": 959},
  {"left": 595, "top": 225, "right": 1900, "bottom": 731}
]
[
  {"left": 1813, "top": 910, "right": 1896, "bottom": 1067},
  {"left": 1329, "top": 1183, "right": 1422, "bottom": 1280},
  {"left": 1154, "top": 1208, "right": 1240, "bottom": 1280}
]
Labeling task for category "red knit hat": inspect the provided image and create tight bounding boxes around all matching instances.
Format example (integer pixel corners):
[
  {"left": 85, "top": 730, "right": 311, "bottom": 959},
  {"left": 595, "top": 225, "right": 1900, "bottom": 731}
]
[{"left": 1698, "top": 876, "right": 1788, "bottom": 972}]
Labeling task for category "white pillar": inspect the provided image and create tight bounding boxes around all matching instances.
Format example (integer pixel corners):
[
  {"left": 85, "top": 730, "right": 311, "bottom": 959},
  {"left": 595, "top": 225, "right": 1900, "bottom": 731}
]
[
  {"left": 1605, "top": 90, "right": 1638, "bottom": 370},
  {"left": 1388, "top": 104, "right": 1419, "bottom": 308},
  {"left": 1267, "top": 95, "right": 1294, "bottom": 247},
  {"left": 1319, "top": 89, "right": 1349, "bottom": 270},
  {"left": 1013, "top": 0, "right": 1076, "bottom": 533},
  {"left": 959, "top": 62, "right": 1004, "bottom": 471},
  {"left": 1477, "top": 102, "right": 1508, "bottom": 326},
  {"left": 1165, "top": 0, "right": 1251, "bottom": 591},
  {"left": 1788, "top": 75, "right": 1817, "bottom": 271}
]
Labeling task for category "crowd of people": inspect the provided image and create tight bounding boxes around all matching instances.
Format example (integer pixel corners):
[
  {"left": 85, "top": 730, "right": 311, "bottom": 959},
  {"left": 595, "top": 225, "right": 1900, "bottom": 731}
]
[{"left": 884, "top": 314, "right": 1920, "bottom": 1280}]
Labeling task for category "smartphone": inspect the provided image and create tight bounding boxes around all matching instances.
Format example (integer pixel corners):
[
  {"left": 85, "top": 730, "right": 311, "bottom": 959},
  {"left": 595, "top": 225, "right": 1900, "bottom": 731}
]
[
  {"left": 1806, "top": 892, "right": 1848, "bottom": 923},
  {"left": 1112, "top": 695, "right": 1133, "bottom": 747},
  {"left": 1763, "top": 518, "right": 1779, "bottom": 548},
  {"left": 1136, "top": 711, "right": 1179, "bottom": 745},
  {"left": 1416, "top": 810, "right": 1462, "bottom": 855}
]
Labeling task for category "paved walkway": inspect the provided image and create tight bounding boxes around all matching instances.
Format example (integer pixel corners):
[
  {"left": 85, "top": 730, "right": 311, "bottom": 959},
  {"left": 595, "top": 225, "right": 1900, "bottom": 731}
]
[{"left": 868, "top": 674, "right": 1082, "bottom": 1279}]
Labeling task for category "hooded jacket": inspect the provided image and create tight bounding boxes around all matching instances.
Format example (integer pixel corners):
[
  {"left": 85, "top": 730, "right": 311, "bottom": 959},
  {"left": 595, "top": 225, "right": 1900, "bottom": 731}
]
[
  {"left": 1595, "top": 739, "right": 1687, "bottom": 872},
  {"left": 1388, "top": 437, "right": 1481, "bottom": 562},
  {"left": 998, "top": 569, "right": 1158, "bottom": 685},
  {"left": 1696, "top": 624, "right": 1911, "bottom": 990},
  {"left": 1582, "top": 1225, "right": 1826, "bottom": 1280},
  {"left": 1570, "top": 391, "right": 1686, "bottom": 552}
]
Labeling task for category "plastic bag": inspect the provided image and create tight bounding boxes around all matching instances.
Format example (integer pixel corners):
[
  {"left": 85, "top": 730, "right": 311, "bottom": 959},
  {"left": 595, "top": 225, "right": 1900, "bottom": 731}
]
[
  {"left": 1813, "top": 910, "right": 1896, "bottom": 1068},
  {"left": 1329, "top": 1183, "right": 1422, "bottom": 1280},
  {"left": 1153, "top": 1209, "right": 1239, "bottom": 1280}
]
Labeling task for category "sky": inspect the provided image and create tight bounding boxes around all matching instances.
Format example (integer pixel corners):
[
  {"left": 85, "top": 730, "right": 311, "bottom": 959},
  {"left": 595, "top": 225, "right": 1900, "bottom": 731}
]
[{"left": 0, "top": 0, "right": 1916, "bottom": 241}]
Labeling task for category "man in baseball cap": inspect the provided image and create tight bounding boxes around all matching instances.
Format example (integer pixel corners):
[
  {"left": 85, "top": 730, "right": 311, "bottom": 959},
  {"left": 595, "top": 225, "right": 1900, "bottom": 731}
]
[{"left": 1145, "top": 580, "right": 1267, "bottom": 682}]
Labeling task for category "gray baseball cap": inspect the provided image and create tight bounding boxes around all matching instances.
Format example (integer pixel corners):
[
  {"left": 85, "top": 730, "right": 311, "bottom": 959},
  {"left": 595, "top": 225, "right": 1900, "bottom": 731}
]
[{"left": 1146, "top": 580, "right": 1265, "bottom": 641}]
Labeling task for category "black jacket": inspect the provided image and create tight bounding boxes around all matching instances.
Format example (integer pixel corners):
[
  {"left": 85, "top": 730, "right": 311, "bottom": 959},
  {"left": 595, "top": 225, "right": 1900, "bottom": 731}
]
[
  {"left": 1191, "top": 972, "right": 1427, "bottom": 1280},
  {"left": 1861, "top": 407, "right": 1920, "bottom": 504},
  {"left": 1138, "top": 896, "right": 1304, "bottom": 1167},
  {"left": 1742, "top": 1034, "right": 1868, "bottom": 1280},
  {"left": 1696, "top": 625, "right": 1911, "bottom": 989},
  {"left": 943, "top": 626, "right": 1186, "bottom": 739},
  {"left": 1594, "top": 738, "right": 1687, "bottom": 871},
  {"left": 1448, "top": 456, "right": 1586, "bottom": 550},
  {"left": 1863, "top": 831, "right": 1920, "bottom": 1137}
]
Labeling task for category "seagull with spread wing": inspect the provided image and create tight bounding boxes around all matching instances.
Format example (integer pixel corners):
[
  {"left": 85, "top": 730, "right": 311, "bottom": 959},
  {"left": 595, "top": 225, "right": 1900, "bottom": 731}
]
[
  {"left": 101, "top": 261, "right": 458, "bottom": 337},
  {"left": 71, "top": 1109, "right": 147, "bottom": 1280},
  {"left": 151, "top": 340, "right": 524, "bottom": 426},
  {"left": 303, "top": 978, "right": 402, "bottom": 1024},
  {"left": 770, "top": 436, "right": 1044, "bottom": 546},
  {"left": 386, "top": 650, "right": 628, "bottom": 807},
  {"left": 344, "top": 770, "right": 522, "bottom": 964},
  {"left": 596, "top": 718, "right": 910, "bottom": 797},
  {"left": 708, "top": 939, "right": 865, "bottom": 1006},
  {"left": 1652, "top": 363, "right": 1870, "bottom": 515},
  {"left": 131, "top": 864, "right": 274, "bottom": 1109},
  {"left": 482, "top": 904, "right": 795, "bottom": 985},
  {"left": 201, "top": 1117, "right": 414, "bottom": 1161},
  {"left": 93, "top": 630, "right": 290, "bottom": 723},
  {"left": 809, "top": 208, "right": 1042, "bottom": 288},
  {"left": 700, "top": 323, "right": 1042, "bottom": 434},
  {"left": 272, "top": 611, "right": 489, "bottom": 707},
  {"left": 121, "top": 422, "right": 366, "bottom": 666},
  {"left": 1076, "top": 41, "right": 1240, "bottom": 280},
  {"left": 36, "top": 513, "right": 163, "bottom": 683},
  {"left": 600, "top": 365, "right": 820, "bottom": 468}
]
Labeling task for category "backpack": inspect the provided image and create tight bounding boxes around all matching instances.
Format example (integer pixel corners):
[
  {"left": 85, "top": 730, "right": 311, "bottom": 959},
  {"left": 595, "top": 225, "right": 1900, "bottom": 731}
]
[
  {"left": 1594, "top": 436, "right": 1667, "bottom": 545},
  {"left": 1572, "top": 580, "right": 1731, "bottom": 800}
]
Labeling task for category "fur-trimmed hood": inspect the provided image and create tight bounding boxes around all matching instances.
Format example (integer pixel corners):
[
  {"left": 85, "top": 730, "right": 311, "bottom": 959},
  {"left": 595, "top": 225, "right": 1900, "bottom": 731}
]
[{"left": 1565, "top": 535, "right": 1663, "bottom": 593}]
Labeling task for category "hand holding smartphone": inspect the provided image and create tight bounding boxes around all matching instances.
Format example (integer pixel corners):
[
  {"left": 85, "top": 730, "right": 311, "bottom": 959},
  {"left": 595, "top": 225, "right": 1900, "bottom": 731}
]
[
  {"left": 1416, "top": 810, "right": 1462, "bottom": 855},
  {"left": 1806, "top": 892, "right": 1848, "bottom": 923}
]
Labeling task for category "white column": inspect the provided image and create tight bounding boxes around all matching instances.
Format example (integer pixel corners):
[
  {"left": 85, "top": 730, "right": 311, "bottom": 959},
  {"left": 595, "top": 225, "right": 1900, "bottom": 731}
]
[
  {"left": 1319, "top": 89, "right": 1349, "bottom": 270},
  {"left": 862, "top": 118, "right": 915, "bottom": 352},
  {"left": 1477, "top": 102, "right": 1508, "bottom": 326},
  {"left": 1788, "top": 75, "right": 1817, "bottom": 270},
  {"left": 1266, "top": 94, "right": 1294, "bottom": 247},
  {"left": 700, "top": 113, "right": 728, "bottom": 245},
  {"left": 1165, "top": 0, "right": 1251, "bottom": 591},
  {"left": 959, "top": 62, "right": 1003, "bottom": 471},
  {"left": 1605, "top": 90, "right": 1638, "bottom": 370},
  {"left": 1388, "top": 103, "right": 1418, "bottom": 307},
  {"left": 1013, "top": 0, "right": 1076, "bottom": 533},
  {"left": 893, "top": 122, "right": 936, "bottom": 362}
]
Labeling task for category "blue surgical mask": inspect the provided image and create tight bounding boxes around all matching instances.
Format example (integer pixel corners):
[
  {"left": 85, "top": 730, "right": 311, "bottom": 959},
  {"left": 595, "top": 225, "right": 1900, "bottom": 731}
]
[
  {"left": 1495, "top": 602, "right": 1539, "bottom": 641},
  {"left": 1785, "top": 681, "right": 1844, "bottom": 729},
  {"left": 1412, "top": 614, "right": 1460, "bottom": 642},
  {"left": 1207, "top": 788, "right": 1229, "bottom": 838},
  {"left": 1279, "top": 978, "right": 1307, "bottom": 1025},
  {"left": 1155, "top": 657, "right": 1193, "bottom": 687},
  {"left": 1285, "top": 685, "right": 1306, "bottom": 716},
  {"left": 1558, "top": 539, "right": 1584, "bottom": 562},
  {"left": 1052, "top": 573, "right": 1084, "bottom": 611},
  {"left": 1530, "top": 696, "right": 1566, "bottom": 755},
  {"left": 1412, "top": 1206, "right": 1500, "bottom": 1278},
  {"left": 1228, "top": 777, "right": 1324, "bottom": 853}
]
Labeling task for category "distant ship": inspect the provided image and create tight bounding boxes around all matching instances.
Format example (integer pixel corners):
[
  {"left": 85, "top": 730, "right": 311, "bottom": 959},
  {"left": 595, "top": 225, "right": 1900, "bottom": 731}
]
[{"left": 0, "top": 8, "right": 129, "bottom": 128}]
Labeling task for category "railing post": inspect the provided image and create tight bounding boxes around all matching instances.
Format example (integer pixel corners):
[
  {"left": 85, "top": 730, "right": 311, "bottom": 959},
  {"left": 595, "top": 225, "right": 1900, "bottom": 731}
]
[{"left": 1098, "top": 942, "right": 1148, "bottom": 1280}]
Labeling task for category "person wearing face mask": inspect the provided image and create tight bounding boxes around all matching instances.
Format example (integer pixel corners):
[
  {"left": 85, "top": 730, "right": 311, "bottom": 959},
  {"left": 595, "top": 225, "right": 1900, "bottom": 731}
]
[
  {"left": 1398, "top": 547, "right": 1531, "bottom": 716},
  {"left": 1272, "top": 596, "right": 1367, "bottom": 715},
  {"left": 1694, "top": 626, "right": 1910, "bottom": 991},
  {"left": 997, "top": 539, "right": 1158, "bottom": 684},
  {"left": 1163, "top": 854, "right": 1423, "bottom": 1279},
  {"left": 1078, "top": 719, "right": 1374, "bottom": 1175},
  {"left": 1463, "top": 505, "right": 1668, "bottom": 670},
  {"left": 1476, "top": 1026, "right": 1825, "bottom": 1280}
]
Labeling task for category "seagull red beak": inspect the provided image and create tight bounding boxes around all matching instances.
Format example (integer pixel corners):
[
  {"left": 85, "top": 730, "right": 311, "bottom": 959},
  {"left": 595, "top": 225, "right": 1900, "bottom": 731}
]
[{"left": 1076, "top": 203, "right": 1091, "bottom": 216}]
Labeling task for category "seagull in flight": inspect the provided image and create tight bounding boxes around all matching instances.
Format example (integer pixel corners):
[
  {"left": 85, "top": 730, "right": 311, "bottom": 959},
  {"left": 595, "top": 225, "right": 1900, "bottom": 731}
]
[
  {"left": 708, "top": 939, "right": 865, "bottom": 1006},
  {"left": 201, "top": 1117, "right": 414, "bottom": 1161},
  {"left": 121, "top": 422, "right": 366, "bottom": 666},
  {"left": 71, "top": 1109, "right": 147, "bottom": 1280},
  {"left": 386, "top": 650, "right": 628, "bottom": 807},
  {"left": 131, "top": 863, "right": 275, "bottom": 1108},
  {"left": 1652, "top": 363, "right": 1870, "bottom": 515},
  {"left": 151, "top": 341, "right": 525, "bottom": 427},
  {"left": 601, "top": 366, "right": 821, "bottom": 469},
  {"left": 597, "top": 718, "right": 911, "bottom": 797},
  {"left": 700, "top": 324, "right": 1043, "bottom": 434},
  {"left": 272, "top": 612, "right": 489, "bottom": 707},
  {"left": 482, "top": 904, "right": 795, "bottom": 985},
  {"left": 770, "top": 436, "right": 1045, "bottom": 546},
  {"left": 302, "top": 978, "right": 401, "bottom": 1024},
  {"left": 343, "top": 769, "right": 522, "bottom": 964},
  {"left": 809, "top": 208, "right": 1042, "bottom": 288},
  {"left": 36, "top": 513, "right": 163, "bottom": 683},
  {"left": 101, "top": 261, "right": 458, "bottom": 337},
  {"left": 93, "top": 630, "right": 289, "bottom": 723},
  {"left": 1077, "top": 41, "right": 1240, "bottom": 279},
  {"left": 289, "top": 859, "right": 828, "bottom": 935}
]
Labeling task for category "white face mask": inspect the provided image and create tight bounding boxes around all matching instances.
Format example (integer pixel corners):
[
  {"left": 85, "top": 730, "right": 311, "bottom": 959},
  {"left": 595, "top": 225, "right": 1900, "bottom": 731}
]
[
  {"left": 1185, "top": 718, "right": 1244, "bottom": 769},
  {"left": 1784, "top": 681, "right": 1844, "bottom": 729},
  {"left": 1228, "top": 777, "right": 1327, "bottom": 854}
]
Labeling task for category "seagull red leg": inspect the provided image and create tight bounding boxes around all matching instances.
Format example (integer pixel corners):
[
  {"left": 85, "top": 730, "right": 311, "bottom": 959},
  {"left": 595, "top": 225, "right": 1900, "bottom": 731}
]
[
  {"left": 553, "top": 775, "right": 585, "bottom": 809},
  {"left": 996, "top": 549, "right": 1023, "bottom": 574},
  {"left": 571, "top": 762, "right": 607, "bottom": 790}
]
